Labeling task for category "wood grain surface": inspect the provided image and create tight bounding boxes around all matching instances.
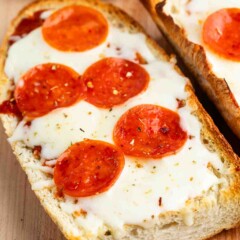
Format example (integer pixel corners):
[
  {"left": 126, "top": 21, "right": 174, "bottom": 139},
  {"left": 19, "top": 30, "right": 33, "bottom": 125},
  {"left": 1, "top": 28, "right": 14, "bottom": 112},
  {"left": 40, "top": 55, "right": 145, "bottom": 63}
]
[{"left": 0, "top": 0, "right": 239, "bottom": 239}]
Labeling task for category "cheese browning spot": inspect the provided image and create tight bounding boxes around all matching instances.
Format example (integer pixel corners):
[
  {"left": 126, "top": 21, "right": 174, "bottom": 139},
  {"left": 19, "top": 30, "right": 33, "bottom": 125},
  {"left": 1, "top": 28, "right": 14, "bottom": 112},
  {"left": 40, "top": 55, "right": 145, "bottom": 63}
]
[
  {"left": 73, "top": 209, "right": 87, "bottom": 218},
  {"left": 135, "top": 162, "right": 143, "bottom": 168}
]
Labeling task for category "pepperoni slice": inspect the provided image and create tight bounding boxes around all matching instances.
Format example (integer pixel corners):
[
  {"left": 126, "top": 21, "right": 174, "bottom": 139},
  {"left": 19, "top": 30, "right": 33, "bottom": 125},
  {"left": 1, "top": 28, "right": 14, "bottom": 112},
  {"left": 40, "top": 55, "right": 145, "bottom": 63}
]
[
  {"left": 15, "top": 63, "right": 85, "bottom": 118},
  {"left": 82, "top": 57, "right": 150, "bottom": 108},
  {"left": 113, "top": 104, "right": 187, "bottom": 159},
  {"left": 42, "top": 5, "right": 108, "bottom": 52},
  {"left": 54, "top": 139, "right": 125, "bottom": 197},
  {"left": 202, "top": 8, "right": 240, "bottom": 61}
]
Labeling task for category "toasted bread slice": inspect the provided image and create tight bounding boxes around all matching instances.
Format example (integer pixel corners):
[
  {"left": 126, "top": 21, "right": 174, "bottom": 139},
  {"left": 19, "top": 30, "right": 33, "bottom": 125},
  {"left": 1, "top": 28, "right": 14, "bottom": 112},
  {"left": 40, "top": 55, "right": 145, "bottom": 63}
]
[
  {"left": 1, "top": 1, "right": 240, "bottom": 240},
  {"left": 141, "top": 0, "right": 240, "bottom": 139}
]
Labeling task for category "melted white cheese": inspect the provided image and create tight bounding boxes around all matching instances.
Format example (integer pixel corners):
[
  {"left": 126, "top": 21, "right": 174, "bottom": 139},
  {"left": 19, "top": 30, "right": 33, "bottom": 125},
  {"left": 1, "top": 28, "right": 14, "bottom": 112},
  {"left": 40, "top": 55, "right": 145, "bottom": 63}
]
[
  {"left": 9, "top": 101, "right": 101, "bottom": 159},
  {"left": 163, "top": 0, "right": 240, "bottom": 105},
  {"left": 6, "top": 17, "right": 225, "bottom": 236},
  {"left": 5, "top": 26, "right": 154, "bottom": 85}
]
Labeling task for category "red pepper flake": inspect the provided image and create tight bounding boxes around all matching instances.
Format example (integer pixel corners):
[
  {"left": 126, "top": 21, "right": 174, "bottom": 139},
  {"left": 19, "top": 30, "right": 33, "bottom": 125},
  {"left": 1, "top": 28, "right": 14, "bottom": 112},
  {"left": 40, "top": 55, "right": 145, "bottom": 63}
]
[
  {"left": 176, "top": 98, "right": 186, "bottom": 109},
  {"left": 159, "top": 197, "right": 162, "bottom": 206},
  {"left": 33, "top": 145, "right": 42, "bottom": 159},
  {"left": 135, "top": 52, "right": 148, "bottom": 64},
  {"left": 24, "top": 121, "right": 32, "bottom": 127},
  {"left": 189, "top": 135, "right": 195, "bottom": 140},
  {"left": 55, "top": 188, "right": 64, "bottom": 199},
  {"left": 0, "top": 99, "right": 22, "bottom": 118}
]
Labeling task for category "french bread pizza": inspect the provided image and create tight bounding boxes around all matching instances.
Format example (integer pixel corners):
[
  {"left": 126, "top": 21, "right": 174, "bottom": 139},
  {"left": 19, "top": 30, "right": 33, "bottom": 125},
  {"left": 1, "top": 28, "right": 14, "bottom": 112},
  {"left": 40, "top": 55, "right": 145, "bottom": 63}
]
[
  {"left": 141, "top": 0, "right": 240, "bottom": 139},
  {"left": 0, "top": 0, "right": 240, "bottom": 239}
]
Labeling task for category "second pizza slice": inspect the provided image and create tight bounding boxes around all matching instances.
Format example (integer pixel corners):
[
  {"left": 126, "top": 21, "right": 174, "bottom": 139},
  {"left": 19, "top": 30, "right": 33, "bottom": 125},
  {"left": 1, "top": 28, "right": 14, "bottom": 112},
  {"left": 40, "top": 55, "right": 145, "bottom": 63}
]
[{"left": 142, "top": 0, "right": 240, "bottom": 138}]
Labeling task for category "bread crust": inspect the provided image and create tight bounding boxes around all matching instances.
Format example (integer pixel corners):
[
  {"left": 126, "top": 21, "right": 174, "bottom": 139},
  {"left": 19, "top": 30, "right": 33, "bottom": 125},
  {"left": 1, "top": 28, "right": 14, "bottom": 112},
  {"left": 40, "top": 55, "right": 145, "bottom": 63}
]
[
  {"left": 1, "top": 0, "right": 240, "bottom": 239},
  {"left": 141, "top": 0, "right": 240, "bottom": 139}
]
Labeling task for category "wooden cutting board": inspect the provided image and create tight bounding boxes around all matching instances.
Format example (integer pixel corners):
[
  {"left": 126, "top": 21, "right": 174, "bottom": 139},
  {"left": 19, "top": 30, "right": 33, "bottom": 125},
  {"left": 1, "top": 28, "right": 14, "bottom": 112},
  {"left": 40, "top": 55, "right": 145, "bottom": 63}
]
[{"left": 0, "top": 0, "right": 239, "bottom": 239}]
